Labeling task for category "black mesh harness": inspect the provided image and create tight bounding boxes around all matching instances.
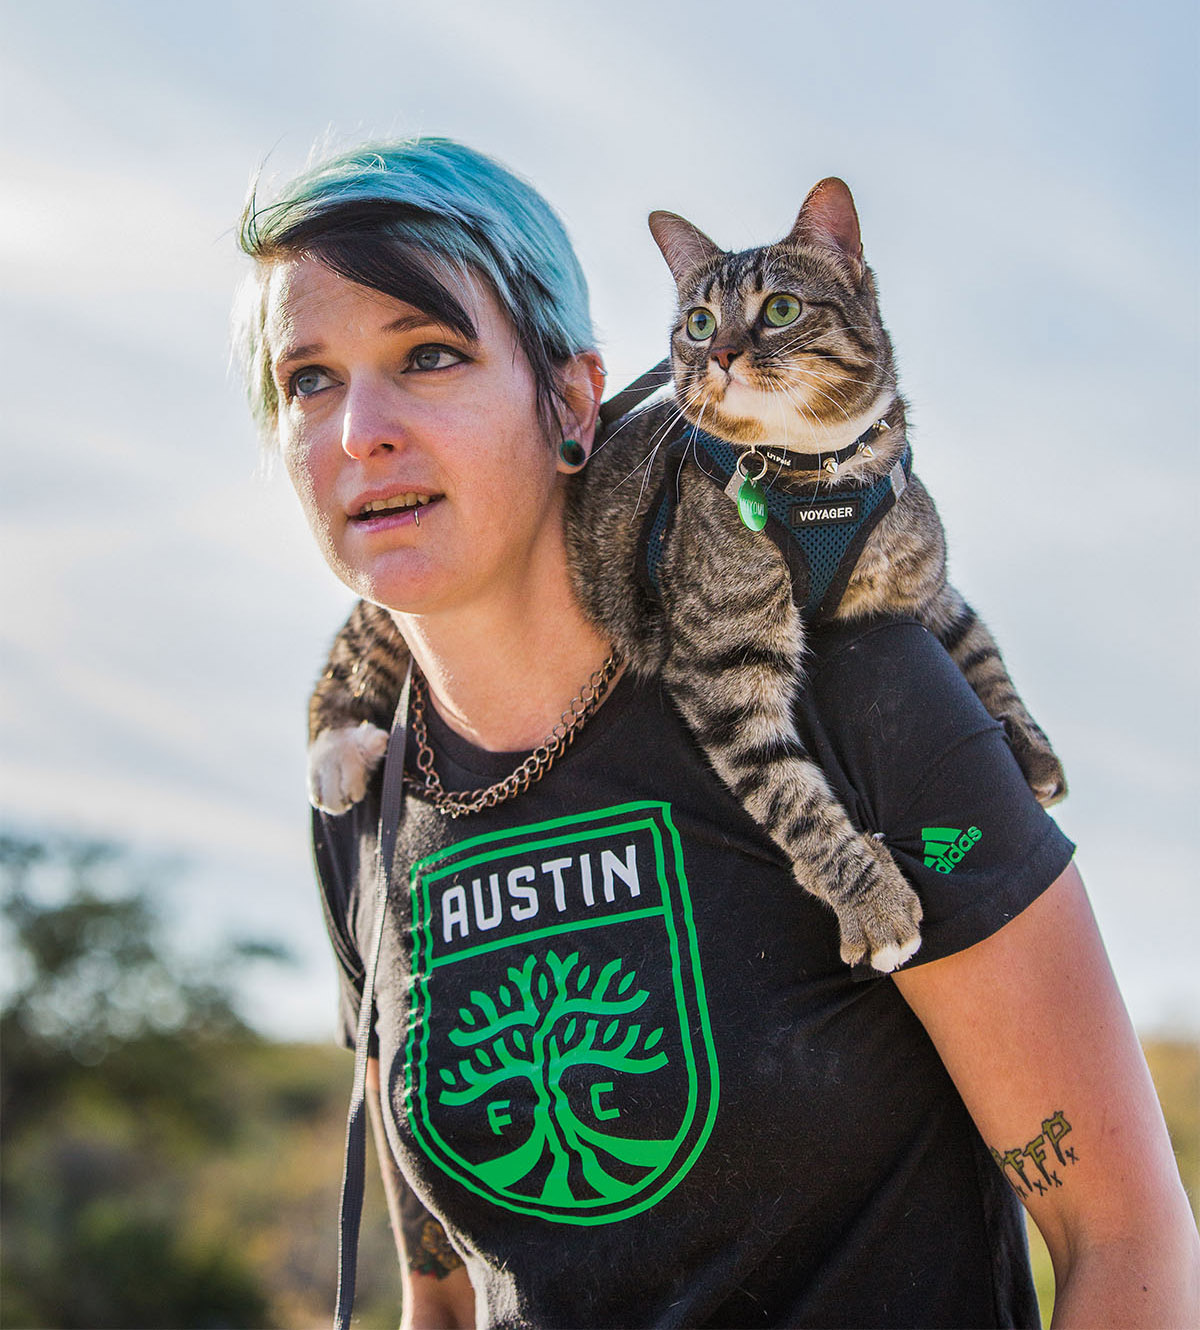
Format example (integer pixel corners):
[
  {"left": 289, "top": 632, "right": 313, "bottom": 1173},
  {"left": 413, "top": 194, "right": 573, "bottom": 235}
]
[{"left": 606, "top": 364, "right": 911, "bottom": 622}]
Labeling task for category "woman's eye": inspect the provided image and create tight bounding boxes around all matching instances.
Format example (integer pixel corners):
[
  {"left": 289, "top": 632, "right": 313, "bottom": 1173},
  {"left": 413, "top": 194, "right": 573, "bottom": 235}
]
[
  {"left": 762, "top": 294, "right": 802, "bottom": 328},
  {"left": 685, "top": 308, "right": 717, "bottom": 341},
  {"left": 290, "top": 367, "right": 336, "bottom": 398},
  {"left": 409, "top": 344, "right": 465, "bottom": 372}
]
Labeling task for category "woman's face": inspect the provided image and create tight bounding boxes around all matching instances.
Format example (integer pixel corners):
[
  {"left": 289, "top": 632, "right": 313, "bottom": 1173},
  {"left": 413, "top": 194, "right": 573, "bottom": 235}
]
[{"left": 266, "top": 257, "right": 578, "bottom": 616}]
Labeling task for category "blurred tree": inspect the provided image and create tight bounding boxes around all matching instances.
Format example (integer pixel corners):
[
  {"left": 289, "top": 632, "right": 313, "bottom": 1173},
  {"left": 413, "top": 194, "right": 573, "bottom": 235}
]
[{"left": 0, "top": 830, "right": 286, "bottom": 1329}]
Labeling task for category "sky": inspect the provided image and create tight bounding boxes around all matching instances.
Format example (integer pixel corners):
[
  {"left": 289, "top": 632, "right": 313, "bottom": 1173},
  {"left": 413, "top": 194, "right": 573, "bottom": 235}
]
[{"left": 2, "top": 0, "right": 1197, "bottom": 1040}]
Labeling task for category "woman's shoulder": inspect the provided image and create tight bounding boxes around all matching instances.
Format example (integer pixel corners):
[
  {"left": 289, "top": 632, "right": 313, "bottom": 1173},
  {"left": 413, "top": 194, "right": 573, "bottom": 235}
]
[
  {"left": 804, "top": 614, "right": 962, "bottom": 685},
  {"left": 801, "top": 614, "right": 994, "bottom": 754}
]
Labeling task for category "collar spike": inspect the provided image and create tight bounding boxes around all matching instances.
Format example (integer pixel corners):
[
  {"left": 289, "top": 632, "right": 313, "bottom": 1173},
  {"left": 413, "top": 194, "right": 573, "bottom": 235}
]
[{"left": 823, "top": 457, "right": 839, "bottom": 475}]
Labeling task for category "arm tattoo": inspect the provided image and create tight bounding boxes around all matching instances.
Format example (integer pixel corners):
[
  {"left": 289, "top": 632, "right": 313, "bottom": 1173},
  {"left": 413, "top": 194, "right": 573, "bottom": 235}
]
[
  {"left": 367, "top": 1068, "right": 464, "bottom": 1280},
  {"left": 990, "top": 1109, "right": 1079, "bottom": 1201},
  {"left": 399, "top": 1184, "right": 465, "bottom": 1280}
]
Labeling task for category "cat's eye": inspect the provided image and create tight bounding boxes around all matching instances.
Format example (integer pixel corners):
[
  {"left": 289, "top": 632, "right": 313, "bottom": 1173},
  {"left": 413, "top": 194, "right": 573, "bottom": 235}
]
[
  {"left": 762, "top": 294, "right": 802, "bottom": 328},
  {"left": 685, "top": 308, "right": 717, "bottom": 341},
  {"left": 290, "top": 367, "right": 337, "bottom": 398},
  {"left": 409, "top": 344, "right": 466, "bottom": 372}
]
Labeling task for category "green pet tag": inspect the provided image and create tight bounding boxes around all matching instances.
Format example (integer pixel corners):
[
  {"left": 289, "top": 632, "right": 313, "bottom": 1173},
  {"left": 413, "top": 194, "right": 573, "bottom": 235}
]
[{"left": 736, "top": 475, "right": 768, "bottom": 531}]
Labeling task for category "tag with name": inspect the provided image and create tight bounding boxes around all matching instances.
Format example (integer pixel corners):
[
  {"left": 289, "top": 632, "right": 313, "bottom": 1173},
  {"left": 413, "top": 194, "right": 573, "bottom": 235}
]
[
  {"left": 788, "top": 497, "right": 862, "bottom": 527},
  {"left": 736, "top": 477, "right": 769, "bottom": 532}
]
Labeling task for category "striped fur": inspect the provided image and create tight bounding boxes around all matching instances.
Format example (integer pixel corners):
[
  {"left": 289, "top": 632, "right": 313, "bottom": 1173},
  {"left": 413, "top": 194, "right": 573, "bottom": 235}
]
[{"left": 308, "top": 178, "right": 1065, "bottom": 971}]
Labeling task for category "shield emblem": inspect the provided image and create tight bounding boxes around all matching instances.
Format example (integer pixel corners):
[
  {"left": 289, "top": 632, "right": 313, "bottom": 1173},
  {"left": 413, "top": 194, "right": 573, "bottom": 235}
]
[{"left": 404, "top": 801, "right": 719, "bottom": 1225}]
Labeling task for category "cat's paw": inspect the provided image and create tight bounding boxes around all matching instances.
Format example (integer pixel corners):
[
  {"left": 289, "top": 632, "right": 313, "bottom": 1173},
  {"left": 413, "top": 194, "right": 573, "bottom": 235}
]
[
  {"left": 308, "top": 722, "right": 389, "bottom": 813},
  {"left": 1000, "top": 715, "right": 1068, "bottom": 808},
  {"left": 830, "top": 838, "right": 923, "bottom": 973}
]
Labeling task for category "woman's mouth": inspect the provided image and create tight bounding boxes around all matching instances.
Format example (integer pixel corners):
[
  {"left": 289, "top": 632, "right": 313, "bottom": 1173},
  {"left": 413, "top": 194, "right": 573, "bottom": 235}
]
[{"left": 350, "top": 492, "right": 440, "bottom": 527}]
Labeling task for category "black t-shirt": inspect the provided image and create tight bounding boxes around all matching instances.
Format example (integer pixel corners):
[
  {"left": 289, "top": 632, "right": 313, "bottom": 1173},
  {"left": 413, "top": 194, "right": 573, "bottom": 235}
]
[{"left": 314, "top": 618, "right": 1074, "bottom": 1328}]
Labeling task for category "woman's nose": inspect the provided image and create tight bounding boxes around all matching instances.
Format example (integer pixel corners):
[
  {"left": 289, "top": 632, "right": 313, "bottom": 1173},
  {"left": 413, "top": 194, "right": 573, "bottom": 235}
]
[{"left": 340, "top": 383, "right": 404, "bottom": 461}]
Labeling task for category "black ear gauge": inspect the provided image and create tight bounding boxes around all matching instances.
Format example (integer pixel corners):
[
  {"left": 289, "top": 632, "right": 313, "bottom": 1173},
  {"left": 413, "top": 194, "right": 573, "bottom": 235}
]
[{"left": 560, "top": 439, "right": 587, "bottom": 468}]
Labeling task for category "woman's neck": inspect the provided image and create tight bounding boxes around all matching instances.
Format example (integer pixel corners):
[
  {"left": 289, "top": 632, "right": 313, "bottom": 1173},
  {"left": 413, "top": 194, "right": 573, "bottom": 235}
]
[{"left": 392, "top": 567, "right": 616, "bottom": 754}]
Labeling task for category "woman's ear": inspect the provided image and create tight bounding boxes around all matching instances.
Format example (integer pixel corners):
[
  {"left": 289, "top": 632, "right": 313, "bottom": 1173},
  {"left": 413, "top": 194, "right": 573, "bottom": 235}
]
[{"left": 556, "top": 350, "right": 606, "bottom": 472}]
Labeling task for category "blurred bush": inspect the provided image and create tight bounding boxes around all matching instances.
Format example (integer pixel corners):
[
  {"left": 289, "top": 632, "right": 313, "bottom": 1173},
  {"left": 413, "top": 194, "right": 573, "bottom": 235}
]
[{"left": 0, "top": 831, "right": 395, "bottom": 1330}]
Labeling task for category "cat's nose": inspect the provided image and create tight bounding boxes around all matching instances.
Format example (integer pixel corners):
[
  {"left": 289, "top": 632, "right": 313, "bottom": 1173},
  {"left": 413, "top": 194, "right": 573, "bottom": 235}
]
[{"left": 711, "top": 346, "right": 739, "bottom": 372}]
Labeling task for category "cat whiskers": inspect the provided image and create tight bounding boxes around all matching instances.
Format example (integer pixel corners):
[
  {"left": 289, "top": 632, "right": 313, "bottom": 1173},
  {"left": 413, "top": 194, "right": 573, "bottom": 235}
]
[
  {"left": 754, "top": 336, "right": 866, "bottom": 420},
  {"left": 681, "top": 396, "right": 722, "bottom": 500},
  {"left": 762, "top": 367, "right": 854, "bottom": 431},
  {"left": 648, "top": 376, "right": 723, "bottom": 506},
  {"left": 593, "top": 397, "right": 668, "bottom": 455},
  {"left": 592, "top": 365, "right": 675, "bottom": 447},
  {"left": 754, "top": 371, "right": 824, "bottom": 439},
  {"left": 606, "top": 387, "right": 700, "bottom": 517},
  {"left": 771, "top": 324, "right": 897, "bottom": 392},
  {"left": 821, "top": 322, "right": 901, "bottom": 388}
]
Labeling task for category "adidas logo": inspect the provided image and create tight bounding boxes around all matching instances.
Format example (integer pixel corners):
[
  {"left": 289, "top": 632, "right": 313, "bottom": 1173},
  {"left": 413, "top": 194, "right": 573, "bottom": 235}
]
[{"left": 923, "top": 825, "right": 982, "bottom": 874}]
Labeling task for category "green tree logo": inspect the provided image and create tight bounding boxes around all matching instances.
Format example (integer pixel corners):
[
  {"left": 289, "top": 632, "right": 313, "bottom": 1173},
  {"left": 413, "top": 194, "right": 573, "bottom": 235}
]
[{"left": 435, "top": 949, "right": 674, "bottom": 1207}]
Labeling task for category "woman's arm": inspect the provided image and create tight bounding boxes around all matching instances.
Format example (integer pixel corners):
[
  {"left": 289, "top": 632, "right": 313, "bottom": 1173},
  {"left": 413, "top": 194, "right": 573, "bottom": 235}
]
[
  {"left": 365, "top": 1058, "right": 476, "bottom": 1330},
  {"left": 894, "top": 862, "right": 1199, "bottom": 1327}
]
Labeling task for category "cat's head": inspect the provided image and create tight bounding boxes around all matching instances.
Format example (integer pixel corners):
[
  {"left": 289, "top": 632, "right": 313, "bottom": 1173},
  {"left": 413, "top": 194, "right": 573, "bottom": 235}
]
[{"left": 649, "top": 179, "right": 897, "bottom": 450}]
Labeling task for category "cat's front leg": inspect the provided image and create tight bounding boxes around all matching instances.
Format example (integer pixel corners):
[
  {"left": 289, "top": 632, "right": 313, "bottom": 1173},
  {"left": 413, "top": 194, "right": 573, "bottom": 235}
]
[
  {"left": 307, "top": 600, "right": 409, "bottom": 813},
  {"left": 927, "top": 586, "right": 1067, "bottom": 807},
  {"left": 660, "top": 539, "right": 923, "bottom": 970},
  {"left": 754, "top": 753, "right": 925, "bottom": 972},
  {"left": 665, "top": 650, "right": 923, "bottom": 970}
]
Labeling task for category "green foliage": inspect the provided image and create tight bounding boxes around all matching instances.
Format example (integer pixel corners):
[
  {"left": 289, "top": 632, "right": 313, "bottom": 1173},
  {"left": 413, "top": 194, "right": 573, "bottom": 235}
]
[
  {"left": 1144, "top": 1038, "right": 1200, "bottom": 1219},
  {"left": 182, "top": 1040, "right": 399, "bottom": 1330},
  {"left": 0, "top": 830, "right": 400, "bottom": 1329},
  {"left": 0, "top": 831, "right": 286, "bottom": 1328}
]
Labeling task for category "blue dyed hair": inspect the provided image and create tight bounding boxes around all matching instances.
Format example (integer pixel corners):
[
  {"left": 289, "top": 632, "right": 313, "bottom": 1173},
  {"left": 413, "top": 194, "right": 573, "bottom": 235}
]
[{"left": 235, "top": 137, "right": 595, "bottom": 443}]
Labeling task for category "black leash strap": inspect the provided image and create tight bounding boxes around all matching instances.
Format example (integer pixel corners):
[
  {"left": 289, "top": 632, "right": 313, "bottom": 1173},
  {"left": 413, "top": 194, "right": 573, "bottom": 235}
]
[
  {"left": 334, "top": 660, "right": 413, "bottom": 1330},
  {"left": 598, "top": 357, "right": 670, "bottom": 431}
]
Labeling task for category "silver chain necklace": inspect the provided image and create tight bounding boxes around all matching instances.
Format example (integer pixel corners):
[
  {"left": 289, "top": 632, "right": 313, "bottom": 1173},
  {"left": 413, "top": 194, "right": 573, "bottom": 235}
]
[{"left": 406, "top": 650, "right": 623, "bottom": 818}]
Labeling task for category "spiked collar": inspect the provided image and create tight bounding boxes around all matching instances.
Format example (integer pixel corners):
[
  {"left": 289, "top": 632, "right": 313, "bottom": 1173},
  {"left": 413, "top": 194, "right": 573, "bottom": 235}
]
[{"left": 750, "top": 416, "right": 897, "bottom": 478}]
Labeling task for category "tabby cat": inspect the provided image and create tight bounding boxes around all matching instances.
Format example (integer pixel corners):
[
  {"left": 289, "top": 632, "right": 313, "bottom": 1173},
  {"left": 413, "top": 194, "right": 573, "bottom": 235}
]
[{"left": 306, "top": 177, "right": 1066, "bottom": 972}]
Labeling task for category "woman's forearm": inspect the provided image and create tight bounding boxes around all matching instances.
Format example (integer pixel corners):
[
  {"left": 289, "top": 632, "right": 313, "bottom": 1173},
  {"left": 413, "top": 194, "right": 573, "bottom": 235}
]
[
  {"left": 401, "top": 1268, "right": 476, "bottom": 1330},
  {"left": 1048, "top": 1219, "right": 1200, "bottom": 1328},
  {"left": 366, "top": 1059, "right": 476, "bottom": 1328}
]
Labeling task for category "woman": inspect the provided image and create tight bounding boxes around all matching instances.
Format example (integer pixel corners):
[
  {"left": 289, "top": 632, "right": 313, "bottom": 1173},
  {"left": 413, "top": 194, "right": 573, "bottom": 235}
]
[{"left": 236, "top": 139, "right": 1198, "bottom": 1327}]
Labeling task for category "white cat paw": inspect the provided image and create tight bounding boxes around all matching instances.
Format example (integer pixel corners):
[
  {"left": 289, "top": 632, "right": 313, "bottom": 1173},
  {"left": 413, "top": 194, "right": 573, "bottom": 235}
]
[
  {"left": 308, "top": 722, "right": 390, "bottom": 813},
  {"left": 832, "top": 836, "right": 924, "bottom": 972},
  {"left": 868, "top": 934, "right": 922, "bottom": 973}
]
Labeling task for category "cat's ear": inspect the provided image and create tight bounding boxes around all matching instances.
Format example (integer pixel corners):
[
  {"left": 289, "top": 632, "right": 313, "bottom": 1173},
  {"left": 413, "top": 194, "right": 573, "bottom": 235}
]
[
  {"left": 788, "top": 178, "right": 864, "bottom": 278},
  {"left": 648, "top": 211, "right": 722, "bottom": 284}
]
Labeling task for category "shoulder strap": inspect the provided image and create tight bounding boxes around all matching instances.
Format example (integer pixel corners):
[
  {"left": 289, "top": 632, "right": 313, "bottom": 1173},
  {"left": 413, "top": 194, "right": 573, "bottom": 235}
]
[
  {"left": 334, "top": 660, "right": 413, "bottom": 1330},
  {"left": 636, "top": 426, "right": 692, "bottom": 598},
  {"left": 598, "top": 358, "right": 670, "bottom": 431}
]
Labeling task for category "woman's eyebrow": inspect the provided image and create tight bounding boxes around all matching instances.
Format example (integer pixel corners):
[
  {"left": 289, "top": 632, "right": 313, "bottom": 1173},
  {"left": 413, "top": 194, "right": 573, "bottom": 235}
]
[
  {"left": 272, "top": 310, "right": 471, "bottom": 378},
  {"left": 383, "top": 311, "right": 450, "bottom": 335},
  {"left": 273, "top": 341, "right": 323, "bottom": 373}
]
